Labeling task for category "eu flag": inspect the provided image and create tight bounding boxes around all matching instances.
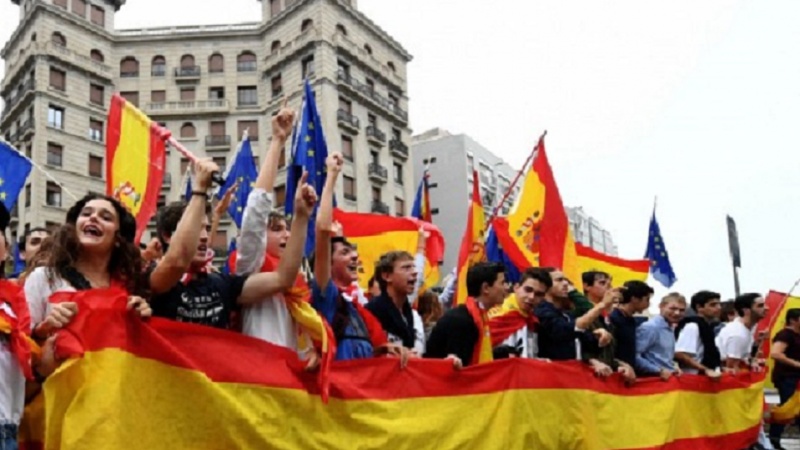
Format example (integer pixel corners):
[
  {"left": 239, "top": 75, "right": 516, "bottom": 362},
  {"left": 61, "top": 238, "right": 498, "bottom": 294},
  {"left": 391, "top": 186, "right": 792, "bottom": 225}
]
[
  {"left": 286, "top": 80, "right": 331, "bottom": 256},
  {"left": 217, "top": 135, "right": 257, "bottom": 228},
  {"left": 0, "top": 140, "right": 33, "bottom": 211},
  {"left": 411, "top": 170, "right": 432, "bottom": 222},
  {"left": 645, "top": 210, "right": 677, "bottom": 288},
  {"left": 486, "top": 225, "right": 521, "bottom": 284},
  {"left": 183, "top": 170, "right": 193, "bottom": 202},
  {"left": 10, "top": 240, "right": 25, "bottom": 278}
]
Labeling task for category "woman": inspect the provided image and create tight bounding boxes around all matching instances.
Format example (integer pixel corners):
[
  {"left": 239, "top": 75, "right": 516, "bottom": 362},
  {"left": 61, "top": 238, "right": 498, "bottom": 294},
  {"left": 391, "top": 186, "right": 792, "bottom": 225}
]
[{"left": 25, "top": 194, "right": 151, "bottom": 342}]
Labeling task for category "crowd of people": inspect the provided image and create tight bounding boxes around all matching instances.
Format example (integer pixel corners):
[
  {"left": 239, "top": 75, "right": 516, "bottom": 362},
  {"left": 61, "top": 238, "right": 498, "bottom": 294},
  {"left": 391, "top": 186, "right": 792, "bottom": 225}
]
[{"left": 0, "top": 104, "right": 797, "bottom": 450}]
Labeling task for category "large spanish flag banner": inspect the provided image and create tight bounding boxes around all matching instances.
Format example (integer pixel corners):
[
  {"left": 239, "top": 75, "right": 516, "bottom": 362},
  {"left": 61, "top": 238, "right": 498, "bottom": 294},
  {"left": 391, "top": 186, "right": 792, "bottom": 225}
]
[
  {"left": 576, "top": 243, "right": 649, "bottom": 285},
  {"left": 44, "top": 288, "right": 765, "bottom": 449},
  {"left": 106, "top": 93, "right": 167, "bottom": 243},
  {"left": 333, "top": 209, "right": 444, "bottom": 292},
  {"left": 758, "top": 291, "right": 800, "bottom": 392},
  {"left": 454, "top": 170, "right": 486, "bottom": 305},
  {"left": 502, "top": 137, "right": 580, "bottom": 282}
]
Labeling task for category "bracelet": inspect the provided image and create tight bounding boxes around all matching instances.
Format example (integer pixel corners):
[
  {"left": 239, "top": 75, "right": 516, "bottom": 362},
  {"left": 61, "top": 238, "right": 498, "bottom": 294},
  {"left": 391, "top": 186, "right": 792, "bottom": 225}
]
[{"left": 191, "top": 191, "right": 209, "bottom": 200}]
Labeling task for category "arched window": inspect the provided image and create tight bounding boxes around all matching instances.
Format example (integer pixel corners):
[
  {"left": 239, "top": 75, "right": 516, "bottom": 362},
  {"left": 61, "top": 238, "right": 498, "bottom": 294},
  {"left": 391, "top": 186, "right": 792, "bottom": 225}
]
[
  {"left": 209, "top": 53, "right": 224, "bottom": 73},
  {"left": 151, "top": 55, "right": 166, "bottom": 76},
  {"left": 51, "top": 32, "right": 66, "bottom": 47},
  {"left": 90, "top": 49, "right": 104, "bottom": 63},
  {"left": 364, "top": 44, "right": 373, "bottom": 55},
  {"left": 236, "top": 51, "right": 256, "bottom": 72},
  {"left": 180, "top": 122, "right": 196, "bottom": 138},
  {"left": 119, "top": 57, "right": 139, "bottom": 77},
  {"left": 336, "top": 24, "right": 347, "bottom": 36},
  {"left": 301, "top": 18, "right": 313, "bottom": 32},
  {"left": 180, "top": 54, "right": 195, "bottom": 68},
  {"left": 270, "top": 40, "right": 281, "bottom": 54}
]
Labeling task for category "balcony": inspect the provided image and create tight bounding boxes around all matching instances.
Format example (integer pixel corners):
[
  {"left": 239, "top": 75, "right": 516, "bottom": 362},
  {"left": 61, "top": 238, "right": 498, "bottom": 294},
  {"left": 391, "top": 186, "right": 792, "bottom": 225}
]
[
  {"left": 332, "top": 32, "right": 405, "bottom": 86},
  {"left": 336, "top": 68, "right": 408, "bottom": 124},
  {"left": 145, "top": 100, "right": 230, "bottom": 117},
  {"left": 366, "top": 125, "right": 386, "bottom": 146},
  {"left": 151, "top": 66, "right": 166, "bottom": 77},
  {"left": 371, "top": 200, "right": 390, "bottom": 215},
  {"left": 337, "top": 109, "right": 360, "bottom": 134},
  {"left": 1, "top": 78, "right": 35, "bottom": 120},
  {"left": 162, "top": 172, "right": 172, "bottom": 188},
  {"left": 174, "top": 66, "right": 201, "bottom": 81},
  {"left": 205, "top": 135, "right": 231, "bottom": 150},
  {"left": 16, "top": 118, "right": 35, "bottom": 141},
  {"left": 263, "top": 26, "right": 321, "bottom": 68},
  {"left": 368, "top": 163, "right": 388, "bottom": 184},
  {"left": 390, "top": 138, "right": 408, "bottom": 160}
]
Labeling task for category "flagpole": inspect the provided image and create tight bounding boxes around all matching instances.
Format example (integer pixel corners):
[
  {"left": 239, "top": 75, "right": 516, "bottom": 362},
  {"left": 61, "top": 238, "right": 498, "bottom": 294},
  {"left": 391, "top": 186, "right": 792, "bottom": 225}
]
[
  {"left": 484, "top": 130, "right": 546, "bottom": 231},
  {"left": 166, "top": 136, "right": 225, "bottom": 186}
]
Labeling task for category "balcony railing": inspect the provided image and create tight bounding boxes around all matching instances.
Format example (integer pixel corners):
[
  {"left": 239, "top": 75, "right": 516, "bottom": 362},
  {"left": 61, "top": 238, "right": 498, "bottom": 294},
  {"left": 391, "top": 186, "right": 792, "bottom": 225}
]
[
  {"left": 17, "top": 118, "right": 35, "bottom": 140},
  {"left": 162, "top": 172, "right": 172, "bottom": 187},
  {"left": 205, "top": 135, "right": 231, "bottom": 147},
  {"left": 237, "top": 62, "right": 257, "bottom": 72},
  {"left": 336, "top": 68, "right": 408, "bottom": 123},
  {"left": 366, "top": 125, "right": 386, "bottom": 144},
  {"left": 337, "top": 109, "right": 360, "bottom": 132},
  {"left": 146, "top": 100, "right": 229, "bottom": 115},
  {"left": 1, "top": 78, "right": 35, "bottom": 117},
  {"left": 371, "top": 200, "right": 390, "bottom": 215},
  {"left": 174, "top": 66, "right": 201, "bottom": 78},
  {"left": 368, "top": 163, "right": 388, "bottom": 183},
  {"left": 389, "top": 138, "right": 408, "bottom": 159},
  {"left": 151, "top": 66, "right": 166, "bottom": 77}
]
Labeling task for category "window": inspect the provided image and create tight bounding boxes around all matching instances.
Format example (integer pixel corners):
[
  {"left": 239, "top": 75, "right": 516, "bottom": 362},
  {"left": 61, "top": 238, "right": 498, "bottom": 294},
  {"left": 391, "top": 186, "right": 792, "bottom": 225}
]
[
  {"left": 120, "top": 91, "right": 139, "bottom": 107},
  {"left": 341, "top": 135, "right": 353, "bottom": 161},
  {"left": 431, "top": 208, "right": 440, "bottom": 216},
  {"left": 337, "top": 61, "right": 350, "bottom": 78},
  {"left": 156, "top": 194, "right": 166, "bottom": 210},
  {"left": 238, "top": 86, "right": 258, "bottom": 106},
  {"left": 89, "top": 119, "right": 103, "bottom": 141},
  {"left": 269, "top": 0, "right": 281, "bottom": 17},
  {"left": 180, "top": 158, "right": 191, "bottom": 174},
  {"left": 180, "top": 87, "right": 196, "bottom": 101},
  {"left": 51, "top": 32, "right": 66, "bottom": 47},
  {"left": 150, "top": 90, "right": 166, "bottom": 103},
  {"left": 343, "top": 175, "right": 356, "bottom": 201},
  {"left": 395, "top": 197, "right": 405, "bottom": 216},
  {"left": 90, "top": 49, "right": 104, "bottom": 62},
  {"left": 212, "top": 157, "right": 226, "bottom": 173},
  {"left": 275, "top": 185, "right": 286, "bottom": 208},
  {"left": 271, "top": 40, "right": 281, "bottom": 54},
  {"left": 120, "top": 57, "right": 139, "bottom": 77},
  {"left": 90, "top": 83, "right": 104, "bottom": 105},
  {"left": 365, "top": 78, "right": 375, "bottom": 94},
  {"left": 209, "top": 87, "right": 225, "bottom": 100},
  {"left": 336, "top": 24, "right": 347, "bottom": 35},
  {"left": 151, "top": 55, "right": 166, "bottom": 76},
  {"left": 367, "top": 113, "right": 377, "bottom": 128},
  {"left": 209, "top": 53, "right": 224, "bottom": 73},
  {"left": 49, "top": 67, "right": 66, "bottom": 91},
  {"left": 302, "top": 56, "right": 315, "bottom": 79},
  {"left": 45, "top": 181, "right": 61, "bottom": 208},
  {"left": 48, "top": 105, "right": 64, "bottom": 128},
  {"left": 371, "top": 186, "right": 381, "bottom": 201},
  {"left": 25, "top": 145, "right": 32, "bottom": 159},
  {"left": 47, "top": 142, "right": 63, "bottom": 167},
  {"left": 180, "top": 54, "right": 195, "bottom": 68},
  {"left": 90, "top": 5, "right": 105, "bottom": 26},
  {"left": 370, "top": 150, "right": 379, "bottom": 165},
  {"left": 393, "top": 162, "right": 403, "bottom": 184},
  {"left": 392, "top": 128, "right": 401, "bottom": 141},
  {"left": 271, "top": 75, "right": 282, "bottom": 98},
  {"left": 89, "top": 155, "right": 102, "bottom": 177},
  {"left": 24, "top": 185, "right": 31, "bottom": 208},
  {"left": 364, "top": 44, "right": 373, "bottom": 55},
  {"left": 237, "top": 52, "right": 256, "bottom": 72},
  {"left": 339, "top": 97, "right": 352, "bottom": 114},
  {"left": 71, "top": 0, "right": 86, "bottom": 16},
  {"left": 210, "top": 121, "right": 226, "bottom": 136},
  {"left": 388, "top": 93, "right": 399, "bottom": 108},
  {"left": 54, "top": 0, "right": 67, "bottom": 8},
  {"left": 180, "top": 123, "right": 196, "bottom": 138},
  {"left": 238, "top": 120, "right": 258, "bottom": 141},
  {"left": 387, "top": 61, "right": 396, "bottom": 72},
  {"left": 301, "top": 18, "right": 313, "bottom": 32}
]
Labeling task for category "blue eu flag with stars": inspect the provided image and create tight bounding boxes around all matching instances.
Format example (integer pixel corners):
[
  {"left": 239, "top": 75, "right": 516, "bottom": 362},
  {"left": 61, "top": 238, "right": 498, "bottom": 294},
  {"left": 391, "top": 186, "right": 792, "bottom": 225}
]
[
  {"left": 0, "top": 140, "right": 32, "bottom": 211},
  {"left": 286, "top": 80, "right": 331, "bottom": 257},
  {"left": 645, "top": 210, "right": 677, "bottom": 288},
  {"left": 216, "top": 136, "right": 257, "bottom": 229}
]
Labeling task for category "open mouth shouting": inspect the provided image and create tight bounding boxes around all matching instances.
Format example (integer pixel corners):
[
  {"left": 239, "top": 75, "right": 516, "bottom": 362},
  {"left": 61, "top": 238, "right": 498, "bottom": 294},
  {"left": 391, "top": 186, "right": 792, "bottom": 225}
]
[{"left": 81, "top": 223, "right": 104, "bottom": 240}]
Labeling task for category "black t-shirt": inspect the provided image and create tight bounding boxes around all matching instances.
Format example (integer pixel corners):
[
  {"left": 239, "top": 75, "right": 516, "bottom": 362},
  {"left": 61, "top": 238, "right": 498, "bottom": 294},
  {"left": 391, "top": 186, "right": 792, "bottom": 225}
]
[
  {"left": 772, "top": 328, "right": 800, "bottom": 381},
  {"left": 151, "top": 273, "right": 247, "bottom": 330},
  {"left": 424, "top": 305, "right": 479, "bottom": 366},
  {"left": 610, "top": 308, "right": 637, "bottom": 368}
]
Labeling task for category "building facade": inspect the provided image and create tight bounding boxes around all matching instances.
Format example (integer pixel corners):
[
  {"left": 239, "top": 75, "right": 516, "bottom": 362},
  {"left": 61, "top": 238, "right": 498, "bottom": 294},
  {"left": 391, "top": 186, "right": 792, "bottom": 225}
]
[
  {"left": 566, "top": 206, "right": 618, "bottom": 256},
  {"left": 411, "top": 128, "right": 521, "bottom": 276},
  {"left": 0, "top": 0, "right": 414, "bottom": 254}
]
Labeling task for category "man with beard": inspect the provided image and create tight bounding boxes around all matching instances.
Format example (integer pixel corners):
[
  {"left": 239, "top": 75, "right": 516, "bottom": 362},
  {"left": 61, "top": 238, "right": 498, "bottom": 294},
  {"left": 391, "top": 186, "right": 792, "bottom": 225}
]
[
  {"left": 488, "top": 267, "right": 552, "bottom": 359},
  {"left": 674, "top": 291, "right": 722, "bottom": 377},
  {"left": 716, "top": 293, "right": 768, "bottom": 372}
]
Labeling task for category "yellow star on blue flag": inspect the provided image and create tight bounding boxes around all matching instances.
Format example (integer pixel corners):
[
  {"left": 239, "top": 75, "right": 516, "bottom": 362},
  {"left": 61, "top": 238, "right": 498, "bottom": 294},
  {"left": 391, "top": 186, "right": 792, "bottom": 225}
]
[{"left": 645, "top": 208, "right": 677, "bottom": 288}]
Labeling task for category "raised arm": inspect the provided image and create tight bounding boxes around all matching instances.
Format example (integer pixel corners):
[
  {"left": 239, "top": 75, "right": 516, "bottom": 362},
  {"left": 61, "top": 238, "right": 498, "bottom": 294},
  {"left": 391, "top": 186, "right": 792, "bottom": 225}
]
[
  {"left": 313, "top": 152, "right": 343, "bottom": 288},
  {"left": 150, "top": 159, "right": 219, "bottom": 294},
  {"left": 256, "top": 97, "right": 294, "bottom": 192},
  {"left": 238, "top": 171, "right": 317, "bottom": 304}
]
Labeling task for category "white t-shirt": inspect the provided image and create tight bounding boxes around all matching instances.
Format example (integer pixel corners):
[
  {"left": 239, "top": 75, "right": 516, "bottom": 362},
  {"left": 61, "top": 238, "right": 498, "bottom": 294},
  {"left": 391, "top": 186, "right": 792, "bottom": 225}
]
[
  {"left": 675, "top": 323, "right": 704, "bottom": 374},
  {"left": 0, "top": 303, "right": 25, "bottom": 425},
  {"left": 716, "top": 318, "right": 754, "bottom": 363},
  {"left": 498, "top": 326, "right": 538, "bottom": 359},
  {"left": 242, "top": 294, "right": 299, "bottom": 351},
  {"left": 24, "top": 267, "right": 75, "bottom": 329}
]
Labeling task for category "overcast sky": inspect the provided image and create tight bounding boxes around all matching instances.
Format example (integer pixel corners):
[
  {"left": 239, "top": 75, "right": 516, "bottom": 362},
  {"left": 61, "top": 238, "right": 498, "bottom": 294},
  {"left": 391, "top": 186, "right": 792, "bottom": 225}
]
[{"left": 2, "top": 0, "right": 800, "bottom": 304}]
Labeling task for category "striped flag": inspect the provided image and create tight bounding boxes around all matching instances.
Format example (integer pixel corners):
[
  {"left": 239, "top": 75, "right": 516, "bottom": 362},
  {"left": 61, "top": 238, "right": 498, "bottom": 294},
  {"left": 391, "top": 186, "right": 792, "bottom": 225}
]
[{"left": 454, "top": 170, "right": 486, "bottom": 305}]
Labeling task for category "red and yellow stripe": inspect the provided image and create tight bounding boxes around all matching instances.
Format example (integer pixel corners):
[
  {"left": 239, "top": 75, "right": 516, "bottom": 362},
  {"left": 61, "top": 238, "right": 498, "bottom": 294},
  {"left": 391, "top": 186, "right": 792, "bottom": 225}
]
[
  {"left": 576, "top": 243, "right": 649, "bottom": 285},
  {"left": 454, "top": 170, "right": 486, "bottom": 305},
  {"left": 42, "top": 289, "right": 764, "bottom": 450}
]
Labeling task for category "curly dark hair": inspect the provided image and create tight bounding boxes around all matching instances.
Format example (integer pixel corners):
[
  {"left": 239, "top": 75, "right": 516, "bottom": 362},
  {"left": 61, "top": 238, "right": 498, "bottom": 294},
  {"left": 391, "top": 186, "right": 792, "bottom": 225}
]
[{"left": 45, "top": 194, "right": 146, "bottom": 296}]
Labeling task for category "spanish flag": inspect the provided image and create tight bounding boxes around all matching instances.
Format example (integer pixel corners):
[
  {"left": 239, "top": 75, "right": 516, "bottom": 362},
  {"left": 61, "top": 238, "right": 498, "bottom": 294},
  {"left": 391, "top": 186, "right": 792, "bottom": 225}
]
[
  {"left": 332, "top": 209, "right": 444, "bottom": 292},
  {"left": 576, "top": 243, "right": 649, "bottom": 286},
  {"left": 44, "top": 289, "right": 765, "bottom": 449},
  {"left": 759, "top": 290, "right": 800, "bottom": 421},
  {"left": 500, "top": 136, "right": 579, "bottom": 282},
  {"left": 106, "top": 93, "right": 167, "bottom": 243},
  {"left": 411, "top": 169, "right": 432, "bottom": 223},
  {"left": 454, "top": 170, "right": 486, "bottom": 305}
]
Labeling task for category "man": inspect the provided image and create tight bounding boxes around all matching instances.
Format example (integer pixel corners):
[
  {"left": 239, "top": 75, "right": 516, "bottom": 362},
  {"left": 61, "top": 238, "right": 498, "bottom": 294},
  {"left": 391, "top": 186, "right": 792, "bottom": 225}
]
[
  {"left": 716, "top": 293, "right": 768, "bottom": 371},
  {"left": 609, "top": 280, "right": 653, "bottom": 368},
  {"left": 635, "top": 293, "right": 686, "bottom": 380},
  {"left": 148, "top": 159, "right": 316, "bottom": 330},
  {"left": 366, "top": 251, "right": 425, "bottom": 355},
  {"left": 582, "top": 271, "right": 611, "bottom": 305},
  {"left": 488, "top": 267, "right": 551, "bottom": 359},
  {"left": 17, "top": 227, "right": 50, "bottom": 271},
  {"left": 425, "top": 262, "right": 507, "bottom": 368},
  {"left": 769, "top": 308, "right": 800, "bottom": 449},
  {"left": 674, "top": 291, "right": 722, "bottom": 377}
]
